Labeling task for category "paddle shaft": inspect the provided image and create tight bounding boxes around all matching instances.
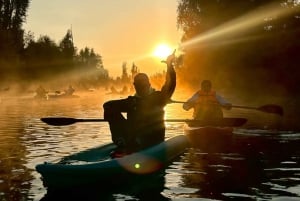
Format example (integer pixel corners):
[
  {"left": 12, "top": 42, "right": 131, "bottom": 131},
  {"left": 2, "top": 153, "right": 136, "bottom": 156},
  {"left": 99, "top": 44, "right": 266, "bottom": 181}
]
[
  {"left": 79, "top": 119, "right": 227, "bottom": 123},
  {"left": 231, "top": 105, "right": 259, "bottom": 110},
  {"left": 42, "top": 117, "right": 221, "bottom": 124},
  {"left": 41, "top": 117, "right": 246, "bottom": 126},
  {"left": 72, "top": 119, "right": 107, "bottom": 122},
  {"left": 169, "top": 100, "right": 283, "bottom": 115},
  {"left": 171, "top": 100, "right": 262, "bottom": 109}
]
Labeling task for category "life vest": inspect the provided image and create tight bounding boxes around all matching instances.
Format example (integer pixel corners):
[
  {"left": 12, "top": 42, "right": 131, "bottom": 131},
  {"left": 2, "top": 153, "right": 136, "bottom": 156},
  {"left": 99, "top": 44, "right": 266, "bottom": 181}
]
[
  {"left": 195, "top": 90, "right": 219, "bottom": 105},
  {"left": 193, "top": 90, "right": 223, "bottom": 120}
]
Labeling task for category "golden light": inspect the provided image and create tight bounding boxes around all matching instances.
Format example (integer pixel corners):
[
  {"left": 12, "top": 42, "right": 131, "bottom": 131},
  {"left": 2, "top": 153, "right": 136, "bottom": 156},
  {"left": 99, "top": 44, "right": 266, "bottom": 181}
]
[
  {"left": 134, "top": 163, "right": 140, "bottom": 169},
  {"left": 153, "top": 44, "right": 173, "bottom": 60},
  {"left": 181, "top": 3, "right": 298, "bottom": 49}
]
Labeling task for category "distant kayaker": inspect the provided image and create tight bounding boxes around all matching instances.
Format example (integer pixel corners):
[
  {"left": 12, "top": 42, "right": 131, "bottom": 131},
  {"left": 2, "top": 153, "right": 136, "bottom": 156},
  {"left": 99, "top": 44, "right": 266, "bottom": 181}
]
[
  {"left": 35, "top": 85, "right": 47, "bottom": 99},
  {"left": 182, "top": 80, "right": 232, "bottom": 122},
  {"left": 64, "top": 85, "right": 75, "bottom": 96},
  {"left": 103, "top": 52, "right": 176, "bottom": 156}
]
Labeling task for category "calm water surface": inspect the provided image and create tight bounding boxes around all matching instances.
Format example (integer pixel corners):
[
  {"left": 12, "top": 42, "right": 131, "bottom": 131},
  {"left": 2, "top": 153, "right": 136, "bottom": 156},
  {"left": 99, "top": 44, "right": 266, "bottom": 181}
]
[{"left": 0, "top": 89, "right": 300, "bottom": 201}]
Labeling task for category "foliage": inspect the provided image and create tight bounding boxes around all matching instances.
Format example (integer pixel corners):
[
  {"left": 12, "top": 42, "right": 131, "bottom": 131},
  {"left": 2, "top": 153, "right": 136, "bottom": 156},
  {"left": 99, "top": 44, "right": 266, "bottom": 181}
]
[
  {"left": 59, "top": 29, "right": 75, "bottom": 59},
  {"left": 21, "top": 32, "right": 110, "bottom": 88},
  {"left": 0, "top": 0, "right": 30, "bottom": 78},
  {"left": 121, "top": 62, "right": 130, "bottom": 83},
  {"left": 0, "top": 0, "right": 29, "bottom": 54},
  {"left": 131, "top": 62, "right": 139, "bottom": 78},
  {"left": 0, "top": 1, "right": 112, "bottom": 89},
  {"left": 177, "top": 0, "right": 300, "bottom": 97}
]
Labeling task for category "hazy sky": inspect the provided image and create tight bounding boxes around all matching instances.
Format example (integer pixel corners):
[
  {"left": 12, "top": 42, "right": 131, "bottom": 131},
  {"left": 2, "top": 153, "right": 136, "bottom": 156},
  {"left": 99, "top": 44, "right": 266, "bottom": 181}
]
[{"left": 23, "top": 1, "right": 182, "bottom": 77}]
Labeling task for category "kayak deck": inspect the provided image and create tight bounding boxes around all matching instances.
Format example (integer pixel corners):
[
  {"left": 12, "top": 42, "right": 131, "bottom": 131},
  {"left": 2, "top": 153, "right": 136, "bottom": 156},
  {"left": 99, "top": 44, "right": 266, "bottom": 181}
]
[
  {"left": 36, "top": 135, "right": 189, "bottom": 189},
  {"left": 58, "top": 143, "right": 116, "bottom": 164}
]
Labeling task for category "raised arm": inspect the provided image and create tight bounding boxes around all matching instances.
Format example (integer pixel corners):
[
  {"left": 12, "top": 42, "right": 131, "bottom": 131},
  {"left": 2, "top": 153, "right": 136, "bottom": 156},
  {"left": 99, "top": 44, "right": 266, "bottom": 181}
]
[{"left": 161, "top": 51, "right": 176, "bottom": 100}]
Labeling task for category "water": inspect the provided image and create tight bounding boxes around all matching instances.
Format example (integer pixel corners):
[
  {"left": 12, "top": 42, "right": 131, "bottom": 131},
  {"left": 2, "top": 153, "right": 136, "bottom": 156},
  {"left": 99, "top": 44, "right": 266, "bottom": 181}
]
[{"left": 0, "top": 89, "right": 300, "bottom": 201}]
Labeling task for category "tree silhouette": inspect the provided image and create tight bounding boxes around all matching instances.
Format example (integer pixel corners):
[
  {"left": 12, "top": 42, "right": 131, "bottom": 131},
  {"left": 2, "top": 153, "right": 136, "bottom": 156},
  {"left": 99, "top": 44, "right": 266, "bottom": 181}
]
[
  {"left": 0, "top": 0, "right": 30, "bottom": 59},
  {"left": 177, "top": 0, "right": 300, "bottom": 95},
  {"left": 0, "top": 1, "right": 111, "bottom": 89},
  {"left": 59, "top": 29, "right": 75, "bottom": 59},
  {"left": 131, "top": 62, "right": 139, "bottom": 79},
  {"left": 121, "top": 62, "right": 130, "bottom": 82}
]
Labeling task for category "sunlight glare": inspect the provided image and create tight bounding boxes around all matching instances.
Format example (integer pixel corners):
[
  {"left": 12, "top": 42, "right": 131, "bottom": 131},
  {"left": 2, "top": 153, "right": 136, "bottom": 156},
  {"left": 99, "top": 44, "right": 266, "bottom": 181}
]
[
  {"left": 153, "top": 44, "right": 173, "bottom": 60},
  {"left": 181, "top": 3, "right": 299, "bottom": 49}
]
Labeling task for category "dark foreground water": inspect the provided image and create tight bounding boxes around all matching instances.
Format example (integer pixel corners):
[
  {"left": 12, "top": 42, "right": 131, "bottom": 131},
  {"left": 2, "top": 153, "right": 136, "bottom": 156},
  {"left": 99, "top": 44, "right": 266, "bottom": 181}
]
[{"left": 0, "top": 90, "right": 300, "bottom": 201}]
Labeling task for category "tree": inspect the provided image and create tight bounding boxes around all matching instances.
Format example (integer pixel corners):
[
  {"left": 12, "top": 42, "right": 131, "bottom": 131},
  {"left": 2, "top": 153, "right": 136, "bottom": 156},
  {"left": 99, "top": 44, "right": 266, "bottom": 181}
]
[
  {"left": 0, "top": 0, "right": 30, "bottom": 30},
  {"left": 77, "top": 47, "right": 102, "bottom": 68},
  {"left": 0, "top": 0, "right": 30, "bottom": 58},
  {"left": 24, "top": 35, "right": 60, "bottom": 62},
  {"left": 22, "top": 35, "right": 64, "bottom": 79},
  {"left": 121, "top": 62, "right": 129, "bottom": 82},
  {"left": 59, "top": 29, "right": 75, "bottom": 59},
  {"left": 177, "top": 0, "right": 300, "bottom": 94},
  {"left": 131, "top": 62, "right": 138, "bottom": 79}
]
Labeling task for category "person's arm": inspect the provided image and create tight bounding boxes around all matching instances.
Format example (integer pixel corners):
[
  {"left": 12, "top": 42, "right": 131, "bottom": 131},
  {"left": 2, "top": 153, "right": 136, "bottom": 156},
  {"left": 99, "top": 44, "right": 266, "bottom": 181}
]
[
  {"left": 216, "top": 94, "right": 232, "bottom": 109},
  {"left": 161, "top": 52, "right": 176, "bottom": 100},
  {"left": 103, "top": 98, "right": 131, "bottom": 120},
  {"left": 182, "top": 92, "right": 199, "bottom": 111}
]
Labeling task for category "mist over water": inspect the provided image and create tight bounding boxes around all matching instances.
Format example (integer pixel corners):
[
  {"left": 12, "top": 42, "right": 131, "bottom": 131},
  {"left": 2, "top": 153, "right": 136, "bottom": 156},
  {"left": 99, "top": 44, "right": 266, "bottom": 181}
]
[
  {"left": 1, "top": 1, "right": 299, "bottom": 199},
  {"left": 0, "top": 87, "right": 299, "bottom": 200}
]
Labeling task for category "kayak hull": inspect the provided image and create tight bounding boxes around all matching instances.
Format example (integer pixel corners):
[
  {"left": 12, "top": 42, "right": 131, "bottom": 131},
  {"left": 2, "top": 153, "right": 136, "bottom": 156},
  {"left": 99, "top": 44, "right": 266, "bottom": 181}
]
[
  {"left": 186, "top": 117, "right": 247, "bottom": 127},
  {"left": 36, "top": 135, "right": 189, "bottom": 189},
  {"left": 184, "top": 117, "right": 246, "bottom": 152},
  {"left": 184, "top": 125, "right": 234, "bottom": 152}
]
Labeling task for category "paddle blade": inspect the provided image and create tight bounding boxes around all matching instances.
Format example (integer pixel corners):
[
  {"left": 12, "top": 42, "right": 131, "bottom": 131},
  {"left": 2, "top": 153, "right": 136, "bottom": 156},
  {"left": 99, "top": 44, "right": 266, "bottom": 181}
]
[
  {"left": 41, "top": 117, "right": 78, "bottom": 126},
  {"left": 257, "top": 104, "right": 284, "bottom": 116}
]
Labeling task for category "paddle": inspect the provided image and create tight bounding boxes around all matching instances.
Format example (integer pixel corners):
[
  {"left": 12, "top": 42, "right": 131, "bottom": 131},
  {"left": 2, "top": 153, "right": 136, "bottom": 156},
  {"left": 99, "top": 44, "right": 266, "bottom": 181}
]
[
  {"left": 41, "top": 117, "right": 107, "bottom": 126},
  {"left": 41, "top": 117, "right": 247, "bottom": 127},
  {"left": 169, "top": 100, "right": 284, "bottom": 116}
]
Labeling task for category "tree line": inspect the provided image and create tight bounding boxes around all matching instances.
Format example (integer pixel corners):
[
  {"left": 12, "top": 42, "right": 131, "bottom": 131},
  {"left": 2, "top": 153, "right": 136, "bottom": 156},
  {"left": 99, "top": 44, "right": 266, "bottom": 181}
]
[
  {"left": 1, "top": 0, "right": 300, "bottom": 98},
  {"left": 176, "top": 0, "right": 300, "bottom": 98},
  {"left": 0, "top": 0, "right": 111, "bottom": 91}
]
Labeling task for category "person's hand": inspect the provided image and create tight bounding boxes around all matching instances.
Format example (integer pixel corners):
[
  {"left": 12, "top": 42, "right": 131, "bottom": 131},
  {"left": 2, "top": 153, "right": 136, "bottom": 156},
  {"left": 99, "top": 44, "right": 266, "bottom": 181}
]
[
  {"left": 224, "top": 103, "right": 232, "bottom": 110},
  {"left": 162, "top": 49, "right": 176, "bottom": 67}
]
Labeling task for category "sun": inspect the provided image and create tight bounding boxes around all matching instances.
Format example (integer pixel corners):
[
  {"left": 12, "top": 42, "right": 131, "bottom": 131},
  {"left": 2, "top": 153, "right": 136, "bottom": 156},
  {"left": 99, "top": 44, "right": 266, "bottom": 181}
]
[{"left": 153, "top": 44, "right": 173, "bottom": 60}]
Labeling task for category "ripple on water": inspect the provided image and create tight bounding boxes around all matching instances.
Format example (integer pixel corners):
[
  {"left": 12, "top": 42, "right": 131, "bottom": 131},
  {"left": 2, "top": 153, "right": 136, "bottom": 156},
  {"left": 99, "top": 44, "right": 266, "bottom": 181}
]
[{"left": 1, "top": 93, "right": 300, "bottom": 200}]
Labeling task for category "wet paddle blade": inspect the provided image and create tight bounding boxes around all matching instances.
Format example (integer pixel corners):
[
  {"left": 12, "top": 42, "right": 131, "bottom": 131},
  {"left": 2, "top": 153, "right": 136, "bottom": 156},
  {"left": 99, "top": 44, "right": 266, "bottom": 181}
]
[
  {"left": 41, "top": 117, "right": 78, "bottom": 126},
  {"left": 257, "top": 104, "right": 284, "bottom": 116}
]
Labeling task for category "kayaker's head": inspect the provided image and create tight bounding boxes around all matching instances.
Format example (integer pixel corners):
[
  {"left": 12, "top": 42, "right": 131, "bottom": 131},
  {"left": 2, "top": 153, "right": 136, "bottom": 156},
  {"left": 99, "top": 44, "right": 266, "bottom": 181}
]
[
  {"left": 134, "top": 73, "right": 151, "bottom": 97},
  {"left": 201, "top": 80, "right": 212, "bottom": 92}
]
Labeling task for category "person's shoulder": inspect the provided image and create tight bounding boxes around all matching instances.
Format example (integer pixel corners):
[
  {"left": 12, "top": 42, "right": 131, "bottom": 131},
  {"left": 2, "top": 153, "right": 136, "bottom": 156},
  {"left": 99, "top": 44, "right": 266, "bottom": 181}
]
[
  {"left": 127, "top": 95, "right": 139, "bottom": 101},
  {"left": 127, "top": 95, "right": 135, "bottom": 99},
  {"left": 151, "top": 90, "right": 162, "bottom": 96}
]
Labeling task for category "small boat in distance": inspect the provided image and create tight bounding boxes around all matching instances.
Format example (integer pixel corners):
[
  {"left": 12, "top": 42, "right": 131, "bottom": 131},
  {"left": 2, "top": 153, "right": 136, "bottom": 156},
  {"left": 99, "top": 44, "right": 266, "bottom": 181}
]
[
  {"left": 34, "top": 85, "right": 79, "bottom": 100},
  {"left": 47, "top": 93, "right": 80, "bottom": 99}
]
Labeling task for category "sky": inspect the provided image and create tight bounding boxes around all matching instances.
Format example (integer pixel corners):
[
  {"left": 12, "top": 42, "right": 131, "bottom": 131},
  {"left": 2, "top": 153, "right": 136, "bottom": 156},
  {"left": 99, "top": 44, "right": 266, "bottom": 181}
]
[{"left": 23, "top": 0, "right": 183, "bottom": 77}]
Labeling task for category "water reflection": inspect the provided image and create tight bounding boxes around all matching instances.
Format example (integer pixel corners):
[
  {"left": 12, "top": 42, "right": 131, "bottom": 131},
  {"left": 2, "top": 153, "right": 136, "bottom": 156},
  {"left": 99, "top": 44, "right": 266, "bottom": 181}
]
[
  {"left": 0, "top": 90, "right": 300, "bottom": 200},
  {"left": 40, "top": 171, "right": 169, "bottom": 201},
  {"left": 177, "top": 131, "right": 300, "bottom": 200}
]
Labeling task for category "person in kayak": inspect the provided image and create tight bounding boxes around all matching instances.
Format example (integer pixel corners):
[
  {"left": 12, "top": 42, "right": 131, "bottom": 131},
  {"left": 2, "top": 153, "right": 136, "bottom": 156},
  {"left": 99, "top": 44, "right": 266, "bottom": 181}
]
[
  {"left": 182, "top": 80, "right": 232, "bottom": 122},
  {"left": 64, "top": 85, "right": 75, "bottom": 96},
  {"left": 35, "top": 85, "right": 48, "bottom": 99},
  {"left": 103, "top": 52, "right": 176, "bottom": 156}
]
